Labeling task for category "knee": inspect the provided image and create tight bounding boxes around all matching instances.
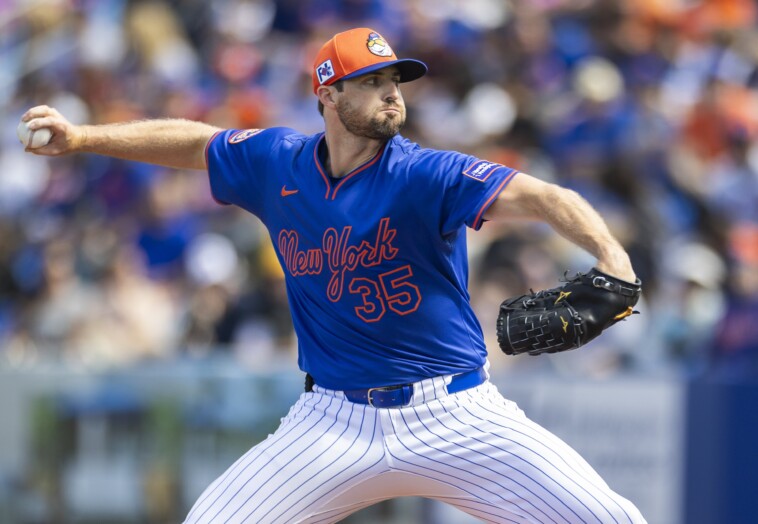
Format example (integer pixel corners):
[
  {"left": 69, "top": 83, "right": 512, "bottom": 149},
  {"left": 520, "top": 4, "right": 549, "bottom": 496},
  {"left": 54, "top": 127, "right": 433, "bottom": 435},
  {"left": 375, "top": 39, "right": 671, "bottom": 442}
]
[
  {"left": 566, "top": 495, "right": 646, "bottom": 524},
  {"left": 597, "top": 499, "right": 647, "bottom": 524}
]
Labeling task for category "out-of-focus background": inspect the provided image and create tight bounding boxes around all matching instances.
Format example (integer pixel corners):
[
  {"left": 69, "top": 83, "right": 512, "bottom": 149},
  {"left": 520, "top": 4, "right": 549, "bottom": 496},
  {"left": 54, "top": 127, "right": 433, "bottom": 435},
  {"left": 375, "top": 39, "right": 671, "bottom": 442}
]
[{"left": 0, "top": 0, "right": 757, "bottom": 523}]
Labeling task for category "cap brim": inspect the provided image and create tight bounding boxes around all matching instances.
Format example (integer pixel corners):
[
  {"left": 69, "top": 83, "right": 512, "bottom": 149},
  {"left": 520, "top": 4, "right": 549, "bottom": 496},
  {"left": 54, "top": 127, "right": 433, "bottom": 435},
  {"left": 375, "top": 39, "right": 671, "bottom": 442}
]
[{"left": 341, "top": 59, "right": 428, "bottom": 83}]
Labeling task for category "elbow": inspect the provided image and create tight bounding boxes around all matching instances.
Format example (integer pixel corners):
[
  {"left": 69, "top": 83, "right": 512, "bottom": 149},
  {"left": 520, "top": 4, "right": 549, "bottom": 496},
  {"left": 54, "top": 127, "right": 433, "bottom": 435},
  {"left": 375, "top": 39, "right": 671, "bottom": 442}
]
[
  {"left": 548, "top": 183, "right": 584, "bottom": 203},
  {"left": 526, "top": 182, "right": 573, "bottom": 218},
  {"left": 486, "top": 174, "right": 579, "bottom": 222}
]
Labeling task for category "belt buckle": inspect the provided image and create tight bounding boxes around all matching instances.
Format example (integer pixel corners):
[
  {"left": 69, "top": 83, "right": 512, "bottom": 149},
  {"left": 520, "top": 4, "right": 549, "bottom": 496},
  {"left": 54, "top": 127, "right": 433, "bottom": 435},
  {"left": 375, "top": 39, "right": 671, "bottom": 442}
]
[
  {"left": 366, "top": 387, "right": 382, "bottom": 407},
  {"left": 366, "top": 385, "right": 410, "bottom": 408}
]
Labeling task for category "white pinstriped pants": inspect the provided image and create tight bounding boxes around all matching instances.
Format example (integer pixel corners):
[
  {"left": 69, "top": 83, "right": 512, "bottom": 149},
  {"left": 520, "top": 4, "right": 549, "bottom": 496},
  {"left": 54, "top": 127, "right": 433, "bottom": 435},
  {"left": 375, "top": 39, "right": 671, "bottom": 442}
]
[{"left": 183, "top": 370, "right": 647, "bottom": 524}]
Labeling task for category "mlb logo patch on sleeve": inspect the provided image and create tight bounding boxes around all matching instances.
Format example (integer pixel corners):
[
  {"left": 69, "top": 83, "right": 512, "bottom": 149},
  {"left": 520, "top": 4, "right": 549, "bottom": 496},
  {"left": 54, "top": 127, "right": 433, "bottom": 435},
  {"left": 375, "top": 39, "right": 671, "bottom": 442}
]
[
  {"left": 462, "top": 160, "right": 504, "bottom": 182},
  {"left": 229, "top": 129, "right": 262, "bottom": 144}
]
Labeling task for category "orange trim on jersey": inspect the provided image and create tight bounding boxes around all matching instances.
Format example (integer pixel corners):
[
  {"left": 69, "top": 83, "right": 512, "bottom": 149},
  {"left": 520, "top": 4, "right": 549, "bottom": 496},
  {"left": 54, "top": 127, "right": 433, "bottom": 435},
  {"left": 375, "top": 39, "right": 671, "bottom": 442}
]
[
  {"left": 331, "top": 142, "right": 386, "bottom": 200},
  {"left": 313, "top": 134, "right": 386, "bottom": 200},
  {"left": 472, "top": 169, "right": 518, "bottom": 229},
  {"left": 204, "top": 130, "right": 231, "bottom": 206},
  {"left": 204, "top": 130, "right": 223, "bottom": 170},
  {"left": 349, "top": 277, "right": 386, "bottom": 322},
  {"left": 378, "top": 264, "right": 422, "bottom": 316},
  {"left": 312, "top": 134, "right": 332, "bottom": 199}
]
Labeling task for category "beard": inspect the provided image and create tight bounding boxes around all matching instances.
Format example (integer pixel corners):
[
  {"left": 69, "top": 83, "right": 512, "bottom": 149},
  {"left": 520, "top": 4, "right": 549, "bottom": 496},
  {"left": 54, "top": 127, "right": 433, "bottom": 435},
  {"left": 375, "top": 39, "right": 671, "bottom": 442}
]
[{"left": 336, "top": 99, "right": 405, "bottom": 139}]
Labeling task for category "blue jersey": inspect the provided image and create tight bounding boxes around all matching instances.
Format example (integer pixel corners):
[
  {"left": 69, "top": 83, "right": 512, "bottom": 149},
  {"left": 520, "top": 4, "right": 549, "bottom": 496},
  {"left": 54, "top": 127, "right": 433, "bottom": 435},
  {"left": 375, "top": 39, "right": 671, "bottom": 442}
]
[{"left": 206, "top": 127, "right": 518, "bottom": 389}]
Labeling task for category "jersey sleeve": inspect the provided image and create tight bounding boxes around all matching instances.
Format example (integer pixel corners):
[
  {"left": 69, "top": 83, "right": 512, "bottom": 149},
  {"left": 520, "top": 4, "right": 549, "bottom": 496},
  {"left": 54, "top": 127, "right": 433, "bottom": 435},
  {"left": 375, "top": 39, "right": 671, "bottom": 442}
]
[
  {"left": 415, "top": 149, "right": 519, "bottom": 235},
  {"left": 205, "top": 127, "right": 297, "bottom": 216}
]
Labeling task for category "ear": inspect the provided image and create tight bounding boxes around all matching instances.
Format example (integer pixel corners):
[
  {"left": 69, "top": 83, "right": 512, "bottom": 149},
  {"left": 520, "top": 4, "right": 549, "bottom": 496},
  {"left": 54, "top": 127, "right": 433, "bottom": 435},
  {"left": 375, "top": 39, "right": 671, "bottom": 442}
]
[{"left": 316, "top": 85, "right": 338, "bottom": 111}]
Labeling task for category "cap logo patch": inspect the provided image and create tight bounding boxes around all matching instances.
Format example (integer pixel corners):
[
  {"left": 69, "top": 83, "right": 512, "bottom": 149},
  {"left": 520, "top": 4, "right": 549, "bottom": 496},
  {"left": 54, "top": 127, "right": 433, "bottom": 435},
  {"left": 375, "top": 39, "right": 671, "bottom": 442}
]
[
  {"left": 229, "top": 129, "right": 262, "bottom": 144},
  {"left": 462, "top": 160, "right": 503, "bottom": 182},
  {"left": 366, "top": 32, "right": 392, "bottom": 57},
  {"left": 316, "top": 59, "right": 335, "bottom": 85}
]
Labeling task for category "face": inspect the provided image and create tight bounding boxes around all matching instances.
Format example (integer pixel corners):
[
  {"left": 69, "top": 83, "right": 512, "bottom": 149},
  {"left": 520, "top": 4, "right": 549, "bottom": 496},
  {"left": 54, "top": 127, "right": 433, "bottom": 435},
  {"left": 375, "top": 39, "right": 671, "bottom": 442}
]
[{"left": 334, "top": 66, "right": 406, "bottom": 139}]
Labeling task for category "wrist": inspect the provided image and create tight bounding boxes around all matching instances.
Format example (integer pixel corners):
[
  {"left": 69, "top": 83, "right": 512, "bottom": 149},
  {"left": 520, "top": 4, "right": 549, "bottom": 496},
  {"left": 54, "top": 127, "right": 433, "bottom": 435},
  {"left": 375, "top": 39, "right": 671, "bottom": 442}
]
[
  {"left": 595, "top": 252, "right": 636, "bottom": 283},
  {"left": 73, "top": 125, "right": 90, "bottom": 152}
]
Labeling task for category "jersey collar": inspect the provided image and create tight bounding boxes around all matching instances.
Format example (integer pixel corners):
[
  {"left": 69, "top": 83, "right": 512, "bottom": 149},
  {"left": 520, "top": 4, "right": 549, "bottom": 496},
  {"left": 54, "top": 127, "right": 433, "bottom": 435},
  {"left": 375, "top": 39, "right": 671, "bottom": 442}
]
[{"left": 313, "top": 133, "right": 387, "bottom": 201}]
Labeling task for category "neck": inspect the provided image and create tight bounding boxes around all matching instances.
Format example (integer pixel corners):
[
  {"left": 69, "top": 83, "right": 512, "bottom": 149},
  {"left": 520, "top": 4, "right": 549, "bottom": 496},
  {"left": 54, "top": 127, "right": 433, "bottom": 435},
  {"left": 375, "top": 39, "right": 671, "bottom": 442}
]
[{"left": 323, "top": 125, "right": 387, "bottom": 179}]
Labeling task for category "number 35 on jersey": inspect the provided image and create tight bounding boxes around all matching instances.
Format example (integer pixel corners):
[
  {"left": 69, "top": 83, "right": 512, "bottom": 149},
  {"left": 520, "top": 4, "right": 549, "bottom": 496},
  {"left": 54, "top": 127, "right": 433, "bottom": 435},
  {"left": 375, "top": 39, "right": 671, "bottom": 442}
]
[{"left": 278, "top": 217, "right": 422, "bottom": 322}]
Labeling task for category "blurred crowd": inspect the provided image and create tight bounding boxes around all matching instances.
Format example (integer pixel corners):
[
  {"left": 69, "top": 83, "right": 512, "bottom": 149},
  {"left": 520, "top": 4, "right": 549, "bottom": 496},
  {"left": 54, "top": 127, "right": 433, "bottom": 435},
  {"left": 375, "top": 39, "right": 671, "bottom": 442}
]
[{"left": 1, "top": 0, "right": 757, "bottom": 377}]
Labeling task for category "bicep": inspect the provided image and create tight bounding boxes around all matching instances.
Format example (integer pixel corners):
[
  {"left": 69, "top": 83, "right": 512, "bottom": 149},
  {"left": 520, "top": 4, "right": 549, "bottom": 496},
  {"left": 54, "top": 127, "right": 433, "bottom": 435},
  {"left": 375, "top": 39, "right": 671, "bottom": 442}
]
[{"left": 484, "top": 172, "right": 557, "bottom": 221}]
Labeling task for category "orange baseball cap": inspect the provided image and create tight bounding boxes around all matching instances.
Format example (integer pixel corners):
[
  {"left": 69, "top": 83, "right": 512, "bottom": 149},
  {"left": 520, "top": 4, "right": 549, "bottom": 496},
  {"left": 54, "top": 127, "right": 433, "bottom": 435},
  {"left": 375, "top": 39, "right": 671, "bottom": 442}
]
[{"left": 312, "top": 28, "right": 427, "bottom": 93}]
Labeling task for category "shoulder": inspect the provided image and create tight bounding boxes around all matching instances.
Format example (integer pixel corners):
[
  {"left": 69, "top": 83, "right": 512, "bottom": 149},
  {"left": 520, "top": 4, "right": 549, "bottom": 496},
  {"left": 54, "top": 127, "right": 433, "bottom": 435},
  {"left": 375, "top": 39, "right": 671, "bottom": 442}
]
[
  {"left": 397, "top": 143, "right": 516, "bottom": 194},
  {"left": 226, "top": 126, "right": 307, "bottom": 147},
  {"left": 385, "top": 136, "right": 464, "bottom": 167},
  {"left": 397, "top": 141, "right": 476, "bottom": 176},
  {"left": 384, "top": 137, "right": 503, "bottom": 181},
  {"left": 217, "top": 127, "right": 318, "bottom": 159},
  {"left": 387, "top": 135, "right": 420, "bottom": 156}
]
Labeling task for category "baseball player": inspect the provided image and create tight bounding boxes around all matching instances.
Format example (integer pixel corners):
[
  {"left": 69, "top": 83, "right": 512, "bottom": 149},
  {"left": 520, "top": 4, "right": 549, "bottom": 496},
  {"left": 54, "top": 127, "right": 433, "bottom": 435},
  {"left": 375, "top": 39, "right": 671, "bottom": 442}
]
[{"left": 21, "top": 28, "right": 646, "bottom": 524}]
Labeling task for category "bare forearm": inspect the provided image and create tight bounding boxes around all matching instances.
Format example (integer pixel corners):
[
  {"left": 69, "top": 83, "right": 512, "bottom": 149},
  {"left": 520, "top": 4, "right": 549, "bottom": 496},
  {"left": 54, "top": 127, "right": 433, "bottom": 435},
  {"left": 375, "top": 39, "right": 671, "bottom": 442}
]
[
  {"left": 78, "top": 119, "right": 221, "bottom": 170},
  {"left": 538, "top": 186, "right": 634, "bottom": 280},
  {"left": 21, "top": 106, "right": 221, "bottom": 170},
  {"left": 487, "top": 174, "right": 636, "bottom": 281}
]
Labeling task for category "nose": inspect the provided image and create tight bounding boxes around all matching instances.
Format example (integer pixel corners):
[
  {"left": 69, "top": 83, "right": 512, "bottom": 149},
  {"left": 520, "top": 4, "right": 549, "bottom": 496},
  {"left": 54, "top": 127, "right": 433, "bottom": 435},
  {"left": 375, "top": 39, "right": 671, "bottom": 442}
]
[{"left": 384, "top": 81, "right": 400, "bottom": 103}]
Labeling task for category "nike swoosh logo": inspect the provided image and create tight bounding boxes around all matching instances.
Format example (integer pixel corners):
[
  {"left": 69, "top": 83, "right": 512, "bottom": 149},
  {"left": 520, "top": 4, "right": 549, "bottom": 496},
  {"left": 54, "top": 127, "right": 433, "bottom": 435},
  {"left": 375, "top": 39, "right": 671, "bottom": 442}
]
[{"left": 281, "top": 186, "right": 299, "bottom": 197}]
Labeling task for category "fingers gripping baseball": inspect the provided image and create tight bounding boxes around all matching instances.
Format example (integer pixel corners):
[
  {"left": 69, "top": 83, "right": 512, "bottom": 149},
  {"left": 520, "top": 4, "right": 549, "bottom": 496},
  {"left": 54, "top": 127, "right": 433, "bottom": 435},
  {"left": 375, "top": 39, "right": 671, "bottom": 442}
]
[
  {"left": 19, "top": 105, "right": 84, "bottom": 156},
  {"left": 496, "top": 267, "right": 641, "bottom": 356}
]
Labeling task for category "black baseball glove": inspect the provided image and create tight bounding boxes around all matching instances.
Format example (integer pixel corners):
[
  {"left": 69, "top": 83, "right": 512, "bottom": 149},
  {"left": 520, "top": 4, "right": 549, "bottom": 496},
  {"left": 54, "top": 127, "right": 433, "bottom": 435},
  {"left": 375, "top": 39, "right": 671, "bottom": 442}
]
[{"left": 496, "top": 267, "right": 641, "bottom": 356}]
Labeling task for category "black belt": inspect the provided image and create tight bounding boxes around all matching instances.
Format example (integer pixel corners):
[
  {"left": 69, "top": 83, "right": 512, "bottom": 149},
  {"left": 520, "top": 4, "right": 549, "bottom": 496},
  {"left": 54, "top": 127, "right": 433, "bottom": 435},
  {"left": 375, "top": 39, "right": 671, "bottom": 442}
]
[{"left": 306, "top": 367, "right": 487, "bottom": 408}]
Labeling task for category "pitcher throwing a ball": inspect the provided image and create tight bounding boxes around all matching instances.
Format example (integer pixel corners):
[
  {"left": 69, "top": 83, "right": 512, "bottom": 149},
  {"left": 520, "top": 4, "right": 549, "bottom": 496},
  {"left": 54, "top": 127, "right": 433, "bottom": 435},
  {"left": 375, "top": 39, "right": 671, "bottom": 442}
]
[{"left": 22, "top": 28, "right": 646, "bottom": 524}]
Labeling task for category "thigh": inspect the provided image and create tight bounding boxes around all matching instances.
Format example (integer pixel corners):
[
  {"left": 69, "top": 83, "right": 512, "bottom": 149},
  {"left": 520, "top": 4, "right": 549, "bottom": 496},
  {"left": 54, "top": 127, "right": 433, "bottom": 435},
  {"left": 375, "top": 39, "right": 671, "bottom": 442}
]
[
  {"left": 183, "top": 392, "right": 387, "bottom": 524},
  {"left": 386, "top": 382, "right": 647, "bottom": 524},
  {"left": 298, "top": 470, "right": 467, "bottom": 524}
]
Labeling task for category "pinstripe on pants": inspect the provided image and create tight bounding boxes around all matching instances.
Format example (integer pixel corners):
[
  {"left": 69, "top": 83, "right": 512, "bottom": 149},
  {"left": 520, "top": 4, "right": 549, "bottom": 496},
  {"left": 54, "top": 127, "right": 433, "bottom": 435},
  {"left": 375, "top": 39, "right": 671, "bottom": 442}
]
[{"left": 183, "top": 372, "right": 647, "bottom": 524}]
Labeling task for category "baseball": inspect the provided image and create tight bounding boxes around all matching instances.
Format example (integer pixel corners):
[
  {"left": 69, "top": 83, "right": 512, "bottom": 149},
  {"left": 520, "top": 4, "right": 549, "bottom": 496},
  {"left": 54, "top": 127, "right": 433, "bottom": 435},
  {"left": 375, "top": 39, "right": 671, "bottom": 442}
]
[{"left": 17, "top": 119, "right": 52, "bottom": 149}]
